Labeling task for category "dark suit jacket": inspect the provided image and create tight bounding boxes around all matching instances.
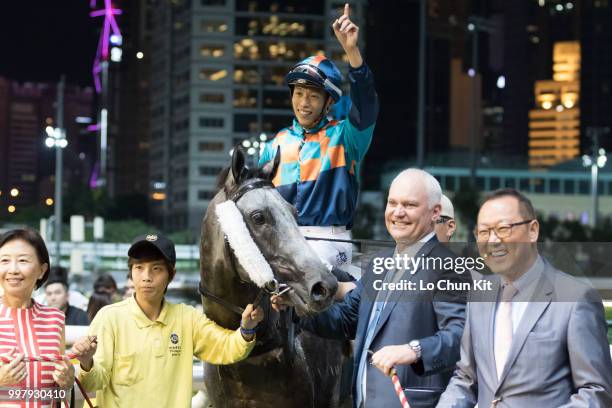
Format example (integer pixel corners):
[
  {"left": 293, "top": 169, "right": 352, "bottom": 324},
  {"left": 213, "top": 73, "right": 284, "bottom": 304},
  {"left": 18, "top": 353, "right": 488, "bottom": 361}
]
[
  {"left": 65, "top": 304, "right": 89, "bottom": 326},
  {"left": 300, "top": 237, "right": 471, "bottom": 408}
]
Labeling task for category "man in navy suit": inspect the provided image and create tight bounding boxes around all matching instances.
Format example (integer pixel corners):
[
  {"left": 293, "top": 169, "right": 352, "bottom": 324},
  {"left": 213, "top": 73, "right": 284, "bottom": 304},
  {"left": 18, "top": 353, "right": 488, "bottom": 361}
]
[{"left": 273, "top": 169, "right": 471, "bottom": 408}]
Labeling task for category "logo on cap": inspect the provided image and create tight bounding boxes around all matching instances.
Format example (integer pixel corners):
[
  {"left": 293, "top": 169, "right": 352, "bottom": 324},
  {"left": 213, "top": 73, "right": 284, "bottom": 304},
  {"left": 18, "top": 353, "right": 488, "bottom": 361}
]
[{"left": 146, "top": 234, "right": 158, "bottom": 241}]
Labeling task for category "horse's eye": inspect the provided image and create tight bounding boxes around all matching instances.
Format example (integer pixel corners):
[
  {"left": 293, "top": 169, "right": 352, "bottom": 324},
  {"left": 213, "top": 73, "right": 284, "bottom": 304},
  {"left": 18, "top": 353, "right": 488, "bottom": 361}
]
[{"left": 251, "top": 211, "right": 266, "bottom": 225}]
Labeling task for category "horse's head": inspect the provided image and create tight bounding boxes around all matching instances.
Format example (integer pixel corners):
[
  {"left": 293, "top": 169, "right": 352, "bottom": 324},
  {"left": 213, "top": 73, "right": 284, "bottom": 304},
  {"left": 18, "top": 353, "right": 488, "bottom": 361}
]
[{"left": 202, "top": 147, "right": 338, "bottom": 315}]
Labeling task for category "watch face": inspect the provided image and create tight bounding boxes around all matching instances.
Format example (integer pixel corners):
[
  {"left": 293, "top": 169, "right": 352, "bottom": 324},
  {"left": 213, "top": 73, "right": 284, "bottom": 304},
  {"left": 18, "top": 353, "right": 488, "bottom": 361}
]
[{"left": 410, "top": 340, "right": 419, "bottom": 347}]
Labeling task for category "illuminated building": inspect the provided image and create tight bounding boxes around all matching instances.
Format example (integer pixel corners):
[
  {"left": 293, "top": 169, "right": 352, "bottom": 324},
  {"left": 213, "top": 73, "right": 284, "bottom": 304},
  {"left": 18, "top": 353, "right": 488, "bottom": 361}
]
[
  {"left": 528, "top": 41, "right": 581, "bottom": 168},
  {"left": 148, "top": 0, "right": 367, "bottom": 231},
  {"left": 0, "top": 77, "right": 94, "bottom": 208}
]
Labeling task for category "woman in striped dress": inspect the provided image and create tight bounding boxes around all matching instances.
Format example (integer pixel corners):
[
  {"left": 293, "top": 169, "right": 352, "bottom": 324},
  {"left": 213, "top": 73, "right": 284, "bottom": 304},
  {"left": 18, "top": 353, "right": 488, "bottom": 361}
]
[{"left": 0, "top": 229, "right": 74, "bottom": 408}]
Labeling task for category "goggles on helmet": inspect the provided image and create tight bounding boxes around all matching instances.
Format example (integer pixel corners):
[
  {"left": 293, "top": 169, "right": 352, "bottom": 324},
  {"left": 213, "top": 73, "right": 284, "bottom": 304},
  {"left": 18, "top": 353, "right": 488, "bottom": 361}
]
[{"left": 288, "top": 63, "right": 342, "bottom": 100}]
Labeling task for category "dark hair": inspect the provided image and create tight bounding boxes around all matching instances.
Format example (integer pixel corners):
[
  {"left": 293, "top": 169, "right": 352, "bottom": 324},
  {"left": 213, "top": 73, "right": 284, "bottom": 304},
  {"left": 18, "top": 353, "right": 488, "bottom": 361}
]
[
  {"left": 482, "top": 188, "right": 537, "bottom": 220},
  {"left": 87, "top": 291, "right": 112, "bottom": 322},
  {"left": 93, "top": 274, "right": 117, "bottom": 293},
  {"left": 0, "top": 229, "right": 50, "bottom": 289},
  {"left": 44, "top": 266, "right": 68, "bottom": 289}
]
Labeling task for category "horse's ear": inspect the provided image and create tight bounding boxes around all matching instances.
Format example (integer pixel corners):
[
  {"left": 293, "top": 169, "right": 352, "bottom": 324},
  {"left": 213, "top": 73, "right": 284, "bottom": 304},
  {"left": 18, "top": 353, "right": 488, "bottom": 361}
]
[
  {"left": 261, "top": 146, "right": 281, "bottom": 182},
  {"left": 231, "top": 146, "right": 246, "bottom": 184}
]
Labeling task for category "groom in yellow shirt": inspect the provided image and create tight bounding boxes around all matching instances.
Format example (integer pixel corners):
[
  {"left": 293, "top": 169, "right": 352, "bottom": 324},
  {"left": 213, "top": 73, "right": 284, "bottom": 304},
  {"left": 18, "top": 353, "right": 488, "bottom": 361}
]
[{"left": 71, "top": 234, "right": 263, "bottom": 407}]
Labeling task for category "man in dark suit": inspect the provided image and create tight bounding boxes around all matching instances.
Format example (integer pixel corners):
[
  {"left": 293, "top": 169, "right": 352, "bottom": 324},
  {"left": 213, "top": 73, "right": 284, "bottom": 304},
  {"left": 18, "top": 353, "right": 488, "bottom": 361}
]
[
  {"left": 437, "top": 188, "right": 612, "bottom": 407},
  {"left": 273, "top": 169, "right": 471, "bottom": 408},
  {"left": 44, "top": 267, "right": 89, "bottom": 326}
]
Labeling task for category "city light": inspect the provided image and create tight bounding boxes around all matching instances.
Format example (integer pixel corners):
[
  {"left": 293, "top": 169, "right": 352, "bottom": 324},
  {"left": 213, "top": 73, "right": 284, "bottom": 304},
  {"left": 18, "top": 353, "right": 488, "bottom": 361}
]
[
  {"left": 10, "top": 188, "right": 19, "bottom": 197},
  {"left": 75, "top": 116, "right": 93, "bottom": 124},
  {"left": 111, "top": 47, "right": 122, "bottom": 62},
  {"left": 496, "top": 75, "right": 506, "bottom": 89},
  {"left": 7, "top": 205, "right": 16, "bottom": 213},
  {"left": 467, "top": 23, "right": 475, "bottom": 32},
  {"left": 597, "top": 154, "right": 607, "bottom": 168},
  {"left": 556, "top": 105, "right": 564, "bottom": 112},
  {"left": 208, "top": 69, "right": 228, "bottom": 81},
  {"left": 136, "top": 51, "right": 144, "bottom": 59},
  {"left": 45, "top": 198, "right": 54, "bottom": 206},
  {"left": 468, "top": 68, "right": 476, "bottom": 77},
  {"left": 542, "top": 101, "right": 553, "bottom": 110},
  {"left": 259, "top": 133, "right": 268, "bottom": 142},
  {"left": 583, "top": 138, "right": 608, "bottom": 227},
  {"left": 242, "top": 140, "right": 251, "bottom": 148},
  {"left": 90, "top": 0, "right": 123, "bottom": 92},
  {"left": 45, "top": 127, "right": 68, "bottom": 149},
  {"left": 109, "top": 34, "right": 122, "bottom": 46},
  {"left": 152, "top": 192, "right": 167, "bottom": 201}
]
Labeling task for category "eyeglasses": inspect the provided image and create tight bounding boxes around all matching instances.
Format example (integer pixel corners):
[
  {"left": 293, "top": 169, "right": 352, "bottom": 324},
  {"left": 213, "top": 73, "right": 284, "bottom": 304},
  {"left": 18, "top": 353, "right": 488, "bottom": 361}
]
[
  {"left": 473, "top": 219, "right": 534, "bottom": 240},
  {"left": 435, "top": 216, "right": 452, "bottom": 224}
]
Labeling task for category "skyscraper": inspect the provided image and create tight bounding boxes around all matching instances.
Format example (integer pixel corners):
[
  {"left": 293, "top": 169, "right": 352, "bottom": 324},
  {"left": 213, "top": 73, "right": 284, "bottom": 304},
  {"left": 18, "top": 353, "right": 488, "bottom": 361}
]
[
  {"left": 501, "top": 0, "right": 580, "bottom": 158},
  {"left": 112, "top": 0, "right": 153, "bottom": 199},
  {"left": 528, "top": 41, "right": 581, "bottom": 168},
  {"left": 0, "top": 78, "right": 94, "bottom": 212},
  {"left": 580, "top": 0, "right": 612, "bottom": 152},
  {"left": 148, "top": 0, "right": 367, "bottom": 231}
]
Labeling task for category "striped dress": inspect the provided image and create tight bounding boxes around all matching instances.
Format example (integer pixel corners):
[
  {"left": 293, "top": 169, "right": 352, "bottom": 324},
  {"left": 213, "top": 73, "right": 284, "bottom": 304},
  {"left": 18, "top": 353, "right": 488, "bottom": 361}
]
[{"left": 0, "top": 300, "right": 65, "bottom": 408}]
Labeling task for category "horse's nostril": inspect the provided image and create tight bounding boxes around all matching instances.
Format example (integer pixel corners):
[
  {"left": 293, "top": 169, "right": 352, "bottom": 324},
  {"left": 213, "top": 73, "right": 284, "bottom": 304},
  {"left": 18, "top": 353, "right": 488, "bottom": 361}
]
[{"left": 310, "top": 282, "right": 328, "bottom": 302}]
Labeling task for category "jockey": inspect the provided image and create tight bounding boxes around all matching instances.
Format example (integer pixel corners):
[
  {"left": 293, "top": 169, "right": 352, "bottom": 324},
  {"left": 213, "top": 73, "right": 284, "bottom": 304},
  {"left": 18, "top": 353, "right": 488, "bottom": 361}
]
[{"left": 258, "top": 4, "right": 379, "bottom": 270}]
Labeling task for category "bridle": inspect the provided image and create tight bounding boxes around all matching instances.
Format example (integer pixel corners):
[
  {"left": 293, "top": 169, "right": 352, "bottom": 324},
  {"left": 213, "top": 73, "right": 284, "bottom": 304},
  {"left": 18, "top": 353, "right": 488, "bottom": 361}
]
[
  {"left": 198, "top": 176, "right": 297, "bottom": 357},
  {"left": 198, "top": 177, "right": 290, "bottom": 315}
]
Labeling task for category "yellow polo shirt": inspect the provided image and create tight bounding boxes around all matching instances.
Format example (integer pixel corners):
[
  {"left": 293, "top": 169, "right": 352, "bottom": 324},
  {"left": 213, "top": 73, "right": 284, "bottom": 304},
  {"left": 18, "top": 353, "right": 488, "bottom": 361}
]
[{"left": 78, "top": 296, "right": 255, "bottom": 407}]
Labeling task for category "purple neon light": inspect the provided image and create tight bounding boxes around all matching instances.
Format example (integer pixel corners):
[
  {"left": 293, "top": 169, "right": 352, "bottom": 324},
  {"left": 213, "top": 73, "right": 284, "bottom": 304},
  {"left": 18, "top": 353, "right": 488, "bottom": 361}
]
[
  {"left": 89, "top": 161, "right": 100, "bottom": 189},
  {"left": 90, "top": 0, "right": 122, "bottom": 93},
  {"left": 87, "top": 123, "right": 101, "bottom": 132}
]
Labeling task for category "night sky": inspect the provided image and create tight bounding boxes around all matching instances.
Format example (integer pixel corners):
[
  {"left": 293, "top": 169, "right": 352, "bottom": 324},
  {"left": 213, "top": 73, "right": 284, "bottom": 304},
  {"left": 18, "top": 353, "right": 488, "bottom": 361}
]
[{"left": 1, "top": 1, "right": 99, "bottom": 87}]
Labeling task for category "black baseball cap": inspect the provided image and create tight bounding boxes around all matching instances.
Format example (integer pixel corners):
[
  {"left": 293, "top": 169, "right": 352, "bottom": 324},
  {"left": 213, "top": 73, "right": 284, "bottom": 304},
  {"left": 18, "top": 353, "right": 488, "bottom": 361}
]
[{"left": 128, "top": 234, "right": 176, "bottom": 266}]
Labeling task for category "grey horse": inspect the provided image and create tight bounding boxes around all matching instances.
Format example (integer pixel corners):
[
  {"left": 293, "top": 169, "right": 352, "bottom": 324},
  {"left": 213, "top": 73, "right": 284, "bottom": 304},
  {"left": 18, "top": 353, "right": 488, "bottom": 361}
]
[{"left": 200, "top": 147, "right": 352, "bottom": 407}]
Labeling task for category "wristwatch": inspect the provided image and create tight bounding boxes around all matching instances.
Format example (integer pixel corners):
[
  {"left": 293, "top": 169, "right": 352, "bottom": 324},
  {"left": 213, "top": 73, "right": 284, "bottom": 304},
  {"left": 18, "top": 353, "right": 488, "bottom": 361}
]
[{"left": 408, "top": 339, "right": 422, "bottom": 361}]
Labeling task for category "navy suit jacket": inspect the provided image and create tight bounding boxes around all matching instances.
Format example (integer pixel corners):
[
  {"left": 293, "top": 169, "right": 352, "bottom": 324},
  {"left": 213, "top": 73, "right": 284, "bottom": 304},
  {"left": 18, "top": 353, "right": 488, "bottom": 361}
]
[{"left": 300, "top": 238, "right": 470, "bottom": 408}]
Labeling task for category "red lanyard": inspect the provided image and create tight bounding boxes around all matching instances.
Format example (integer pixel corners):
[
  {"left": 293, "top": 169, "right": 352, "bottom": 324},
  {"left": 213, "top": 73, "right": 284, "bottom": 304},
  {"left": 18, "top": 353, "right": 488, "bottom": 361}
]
[{"left": 0, "top": 353, "right": 94, "bottom": 408}]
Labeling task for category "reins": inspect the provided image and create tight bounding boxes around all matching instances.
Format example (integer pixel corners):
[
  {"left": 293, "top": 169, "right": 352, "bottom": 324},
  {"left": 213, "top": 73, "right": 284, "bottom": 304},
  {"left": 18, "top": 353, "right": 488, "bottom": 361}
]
[{"left": 199, "top": 177, "right": 291, "bottom": 317}]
